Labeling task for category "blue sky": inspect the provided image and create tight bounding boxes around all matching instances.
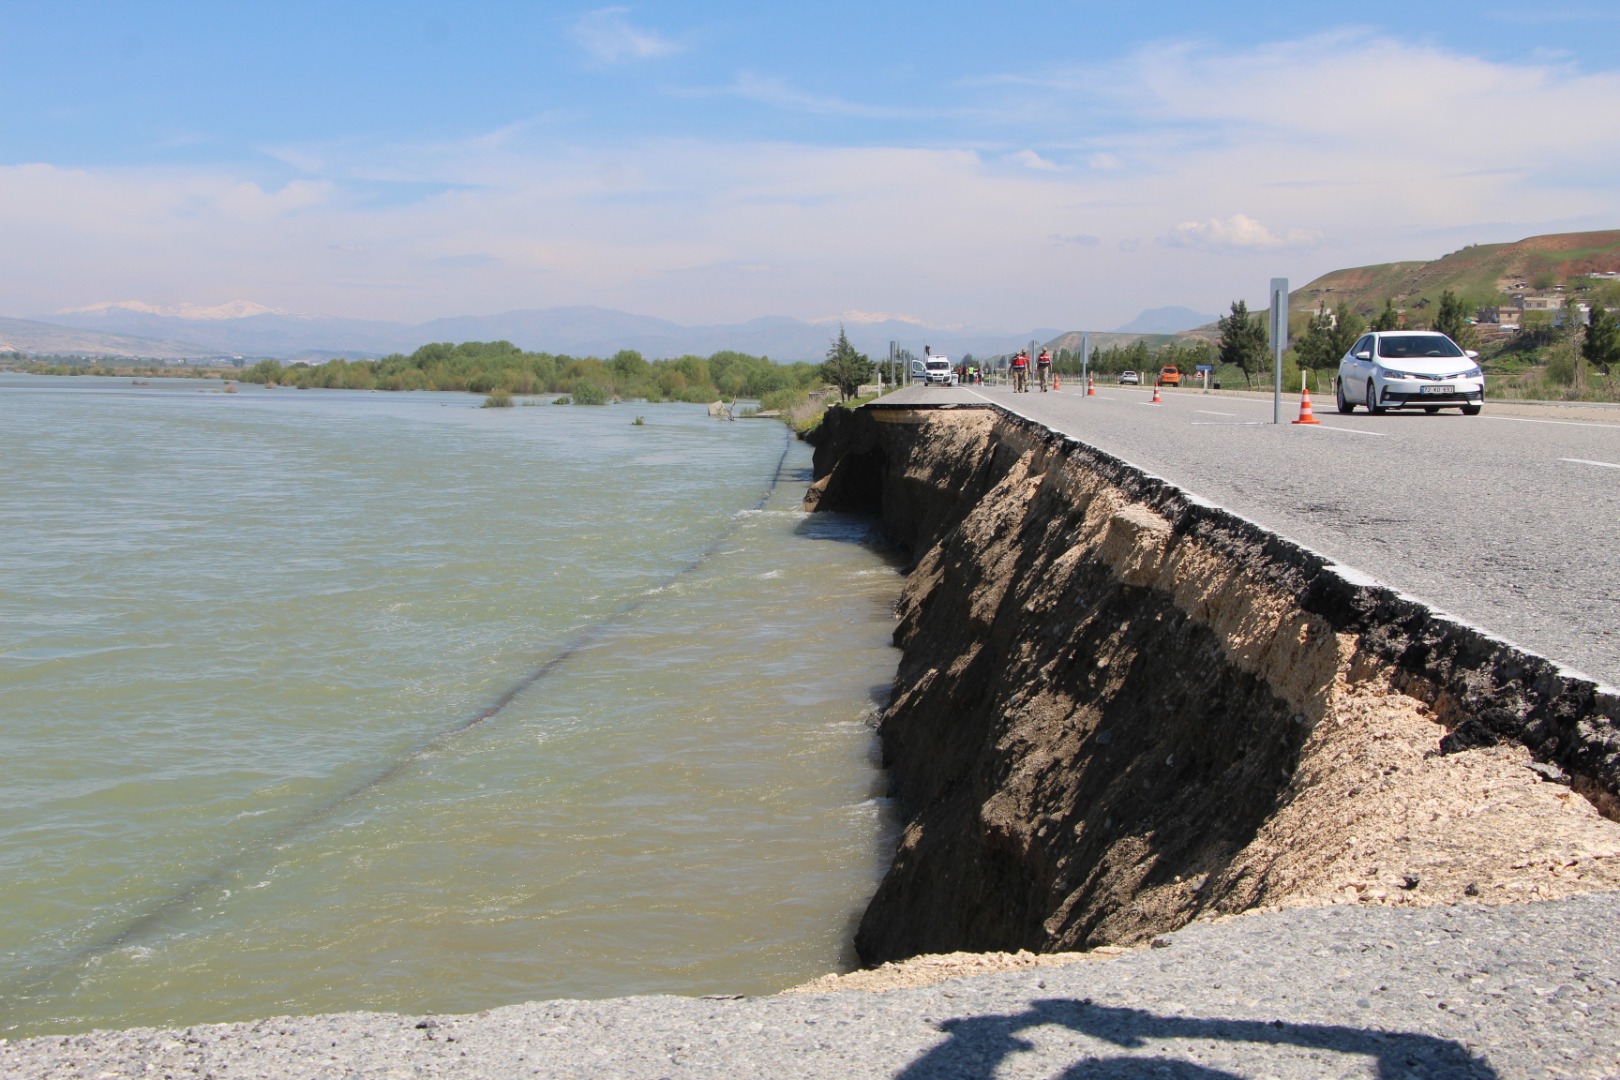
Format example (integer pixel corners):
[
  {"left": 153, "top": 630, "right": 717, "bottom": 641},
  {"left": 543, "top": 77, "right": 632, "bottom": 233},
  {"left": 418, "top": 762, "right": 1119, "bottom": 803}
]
[{"left": 4, "top": 1, "right": 1619, "bottom": 331}]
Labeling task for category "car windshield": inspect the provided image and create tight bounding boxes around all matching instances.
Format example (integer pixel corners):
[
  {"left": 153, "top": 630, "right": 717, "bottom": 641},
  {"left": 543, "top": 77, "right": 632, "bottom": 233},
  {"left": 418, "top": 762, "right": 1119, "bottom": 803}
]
[{"left": 1377, "top": 334, "right": 1464, "bottom": 359}]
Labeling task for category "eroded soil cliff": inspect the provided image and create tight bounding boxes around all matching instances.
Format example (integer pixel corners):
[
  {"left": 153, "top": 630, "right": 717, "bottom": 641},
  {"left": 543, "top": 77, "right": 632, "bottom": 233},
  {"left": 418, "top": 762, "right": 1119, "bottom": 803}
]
[{"left": 806, "top": 405, "right": 1620, "bottom": 966}]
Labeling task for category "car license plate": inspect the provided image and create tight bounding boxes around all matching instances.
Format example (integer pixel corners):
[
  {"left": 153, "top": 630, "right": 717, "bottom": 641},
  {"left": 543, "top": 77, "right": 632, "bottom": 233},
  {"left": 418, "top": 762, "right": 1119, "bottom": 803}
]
[{"left": 1420, "top": 384, "right": 1452, "bottom": 395}]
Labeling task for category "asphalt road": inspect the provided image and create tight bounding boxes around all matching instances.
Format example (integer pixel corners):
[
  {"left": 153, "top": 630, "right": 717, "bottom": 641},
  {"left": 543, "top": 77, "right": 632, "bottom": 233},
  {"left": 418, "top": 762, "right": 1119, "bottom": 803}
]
[
  {"left": 910, "top": 382, "right": 1620, "bottom": 690},
  {"left": 8, "top": 893, "right": 1618, "bottom": 1078}
]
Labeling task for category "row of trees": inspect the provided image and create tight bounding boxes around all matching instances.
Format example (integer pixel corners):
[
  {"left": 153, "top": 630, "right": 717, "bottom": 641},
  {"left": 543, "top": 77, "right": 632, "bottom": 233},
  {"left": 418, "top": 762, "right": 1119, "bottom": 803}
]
[
  {"left": 237, "top": 341, "right": 828, "bottom": 403},
  {"left": 1214, "top": 290, "right": 1476, "bottom": 386}
]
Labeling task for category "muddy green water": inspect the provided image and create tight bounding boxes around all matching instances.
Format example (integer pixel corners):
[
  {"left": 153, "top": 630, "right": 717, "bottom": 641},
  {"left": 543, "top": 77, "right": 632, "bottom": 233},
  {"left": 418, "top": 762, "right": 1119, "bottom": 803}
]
[{"left": 0, "top": 375, "right": 902, "bottom": 1037}]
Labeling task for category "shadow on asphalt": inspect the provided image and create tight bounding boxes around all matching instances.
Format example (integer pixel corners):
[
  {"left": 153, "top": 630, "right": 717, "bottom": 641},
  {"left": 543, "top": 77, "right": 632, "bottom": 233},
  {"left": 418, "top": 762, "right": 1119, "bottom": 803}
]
[{"left": 896, "top": 999, "right": 1494, "bottom": 1079}]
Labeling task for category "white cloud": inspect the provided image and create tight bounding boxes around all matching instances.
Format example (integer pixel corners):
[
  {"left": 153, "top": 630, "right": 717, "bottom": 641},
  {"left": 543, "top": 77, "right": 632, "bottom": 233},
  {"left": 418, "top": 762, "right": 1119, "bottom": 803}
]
[
  {"left": 570, "top": 7, "right": 680, "bottom": 64},
  {"left": 695, "top": 73, "right": 921, "bottom": 120},
  {"left": 1162, "top": 214, "right": 1321, "bottom": 252},
  {"left": 5, "top": 32, "right": 1620, "bottom": 332},
  {"left": 1009, "top": 149, "right": 1061, "bottom": 171}
]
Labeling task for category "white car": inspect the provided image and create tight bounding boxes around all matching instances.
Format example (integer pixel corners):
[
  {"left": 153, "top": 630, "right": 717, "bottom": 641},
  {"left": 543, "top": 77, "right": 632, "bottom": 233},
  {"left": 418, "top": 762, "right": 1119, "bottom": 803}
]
[
  {"left": 1118, "top": 370, "right": 1140, "bottom": 385},
  {"left": 1335, "top": 331, "right": 1484, "bottom": 415}
]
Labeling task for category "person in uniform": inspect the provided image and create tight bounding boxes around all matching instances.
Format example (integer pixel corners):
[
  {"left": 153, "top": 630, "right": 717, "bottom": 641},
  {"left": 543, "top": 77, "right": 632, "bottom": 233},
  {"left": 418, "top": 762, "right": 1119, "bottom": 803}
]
[
  {"left": 1011, "top": 350, "right": 1029, "bottom": 393},
  {"left": 1036, "top": 349, "right": 1052, "bottom": 392}
]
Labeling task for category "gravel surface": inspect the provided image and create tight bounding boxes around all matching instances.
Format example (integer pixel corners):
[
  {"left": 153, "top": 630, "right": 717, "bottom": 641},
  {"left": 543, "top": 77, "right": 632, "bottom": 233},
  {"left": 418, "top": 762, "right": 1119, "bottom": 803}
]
[
  {"left": 888, "top": 384, "right": 1620, "bottom": 688},
  {"left": 7, "top": 894, "right": 1618, "bottom": 1078}
]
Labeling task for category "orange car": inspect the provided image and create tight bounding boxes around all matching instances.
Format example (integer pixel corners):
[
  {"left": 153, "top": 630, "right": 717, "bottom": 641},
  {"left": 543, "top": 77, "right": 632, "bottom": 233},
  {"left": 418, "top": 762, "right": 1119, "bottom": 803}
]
[{"left": 1157, "top": 365, "right": 1181, "bottom": 387}]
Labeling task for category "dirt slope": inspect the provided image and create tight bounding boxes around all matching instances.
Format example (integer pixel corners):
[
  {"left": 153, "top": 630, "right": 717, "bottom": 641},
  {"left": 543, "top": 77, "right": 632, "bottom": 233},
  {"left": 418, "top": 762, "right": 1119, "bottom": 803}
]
[{"left": 806, "top": 405, "right": 1620, "bottom": 966}]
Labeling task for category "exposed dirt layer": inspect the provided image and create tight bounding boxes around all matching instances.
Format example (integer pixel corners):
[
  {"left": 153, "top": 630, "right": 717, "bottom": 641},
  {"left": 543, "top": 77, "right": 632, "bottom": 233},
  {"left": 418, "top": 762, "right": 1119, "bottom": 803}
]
[{"left": 805, "top": 404, "right": 1620, "bottom": 968}]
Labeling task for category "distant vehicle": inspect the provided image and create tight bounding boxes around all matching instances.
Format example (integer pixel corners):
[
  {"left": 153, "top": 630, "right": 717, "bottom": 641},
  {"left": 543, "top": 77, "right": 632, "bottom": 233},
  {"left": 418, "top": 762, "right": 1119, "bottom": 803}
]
[
  {"left": 1119, "top": 370, "right": 1140, "bottom": 385},
  {"left": 1157, "top": 365, "right": 1181, "bottom": 387},
  {"left": 1335, "top": 331, "right": 1483, "bottom": 415},
  {"left": 922, "top": 355, "right": 957, "bottom": 386}
]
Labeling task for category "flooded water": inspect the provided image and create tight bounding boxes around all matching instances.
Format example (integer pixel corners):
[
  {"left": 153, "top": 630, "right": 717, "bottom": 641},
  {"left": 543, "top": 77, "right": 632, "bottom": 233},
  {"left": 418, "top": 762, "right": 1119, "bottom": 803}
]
[{"left": 0, "top": 375, "right": 903, "bottom": 1037}]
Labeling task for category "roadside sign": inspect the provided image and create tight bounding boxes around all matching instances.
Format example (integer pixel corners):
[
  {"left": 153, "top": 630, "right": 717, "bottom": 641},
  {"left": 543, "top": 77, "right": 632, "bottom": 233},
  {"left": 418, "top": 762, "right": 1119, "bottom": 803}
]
[{"left": 1270, "top": 278, "right": 1288, "bottom": 424}]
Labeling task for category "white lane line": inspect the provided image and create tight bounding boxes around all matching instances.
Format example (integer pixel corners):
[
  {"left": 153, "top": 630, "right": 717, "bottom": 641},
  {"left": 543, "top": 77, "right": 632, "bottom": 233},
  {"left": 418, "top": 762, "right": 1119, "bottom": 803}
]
[
  {"left": 1191, "top": 421, "right": 1264, "bottom": 427},
  {"left": 1481, "top": 415, "right": 1615, "bottom": 429},
  {"left": 1561, "top": 457, "right": 1620, "bottom": 470},
  {"left": 1195, "top": 410, "right": 1238, "bottom": 417},
  {"left": 1307, "top": 424, "right": 1391, "bottom": 437}
]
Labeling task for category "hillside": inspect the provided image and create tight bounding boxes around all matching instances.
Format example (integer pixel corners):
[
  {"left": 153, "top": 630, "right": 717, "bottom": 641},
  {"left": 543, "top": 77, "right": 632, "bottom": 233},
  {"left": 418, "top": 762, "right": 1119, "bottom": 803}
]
[
  {"left": 1043, "top": 330, "right": 1178, "bottom": 355},
  {"left": 1291, "top": 229, "right": 1620, "bottom": 316},
  {"left": 0, "top": 316, "right": 220, "bottom": 360}
]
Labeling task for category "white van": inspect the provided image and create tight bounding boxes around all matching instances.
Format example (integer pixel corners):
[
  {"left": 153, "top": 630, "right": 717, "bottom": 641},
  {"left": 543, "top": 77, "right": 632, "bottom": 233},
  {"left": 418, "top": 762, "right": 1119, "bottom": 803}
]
[{"left": 922, "top": 355, "right": 957, "bottom": 386}]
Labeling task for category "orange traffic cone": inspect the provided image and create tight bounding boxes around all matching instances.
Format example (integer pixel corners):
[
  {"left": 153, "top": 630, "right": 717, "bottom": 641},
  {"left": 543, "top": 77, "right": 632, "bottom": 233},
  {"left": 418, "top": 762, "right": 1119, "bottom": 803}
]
[
  {"left": 1150, "top": 383, "right": 1163, "bottom": 404},
  {"left": 1292, "top": 385, "right": 1321, "bottom": 425},
  {"left": 1086, "top": 375, "right": 1096, "bottom": 397},
  {"left": 1053, "top": 372, "right": 1061, "bottom": 391}
]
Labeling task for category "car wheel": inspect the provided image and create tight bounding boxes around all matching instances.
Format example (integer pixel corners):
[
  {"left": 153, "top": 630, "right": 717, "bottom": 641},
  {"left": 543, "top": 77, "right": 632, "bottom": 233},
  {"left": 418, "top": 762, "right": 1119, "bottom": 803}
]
[
  {"left": 1336, "top": 378, "right": 1354, "bottom": 414},
  {"left": 1423, "top": 405, "right": 1440, "bottom": 414},
  {"left": 1462, "top": 398, "right": 1482, "bottom": 416},
  {"left": 1366, "top": 380, "right": 1385, "bottom": 415}
]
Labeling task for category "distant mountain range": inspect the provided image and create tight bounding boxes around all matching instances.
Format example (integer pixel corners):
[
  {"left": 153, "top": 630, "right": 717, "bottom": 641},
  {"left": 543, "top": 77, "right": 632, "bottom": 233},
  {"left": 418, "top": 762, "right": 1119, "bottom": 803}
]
[
  {"left": 7, "top": 302, "right": 1076, "bottom": 364},
  {"left": 10, "top": 229, "right": 1617, "bottom": 365},
  {"left": 1111, "top": 306, "right": 1219, "bottom": 334},
  {"left": 0, "top": 316, "right": 221, "bottom": 361}
]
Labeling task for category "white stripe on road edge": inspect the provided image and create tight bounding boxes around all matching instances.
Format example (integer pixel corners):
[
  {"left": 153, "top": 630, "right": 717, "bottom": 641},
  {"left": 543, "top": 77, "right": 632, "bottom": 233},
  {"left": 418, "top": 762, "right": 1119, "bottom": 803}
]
[
  {"left": 1482, "top": 416, "right": 1615, "bottom": 429},
  {"left": 1195, "top": 410, "right": 1238, "bottom": 417},
  {"left": 1560, "top": 458, "right": 1620, "bottom": 470},
  {"left": 1191, "top": 421, "right": 1265, "bottom": 427}
]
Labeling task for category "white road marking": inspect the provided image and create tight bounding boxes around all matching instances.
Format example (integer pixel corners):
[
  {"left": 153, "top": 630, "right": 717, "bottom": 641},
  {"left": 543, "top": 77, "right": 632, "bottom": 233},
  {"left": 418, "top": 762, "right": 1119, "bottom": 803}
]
[
  {"left": 1195, "top": 410, "right": 1238, "bottom": 417},
  {"left": 1191, "top": 422, "right": 1265, "bottom": 427},
  {"left": 1481, "top": 415, "right": 1616, "bottom": 429},
  {"left": 1306, "top": 424, "right": 1391, "bottom": 437},
  {"left": 1560, "top": 457, "right": 1620, "bottom": 470}
]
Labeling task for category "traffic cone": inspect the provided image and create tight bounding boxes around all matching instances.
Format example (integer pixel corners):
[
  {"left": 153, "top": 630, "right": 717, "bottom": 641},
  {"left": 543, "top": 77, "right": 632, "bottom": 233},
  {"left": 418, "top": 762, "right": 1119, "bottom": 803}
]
[
  {"left": 1292, "top": 385, "right": 1321, "bottom": 425},
  {"left": 1053, "top": 372, "right": 1061, "bottom": 391},
  {"left": 1150, "top": 383, "right": 1162, "bottom": 405},
  {"left": 1086, "top": 375, "right": 1096, "bottom": 397}
]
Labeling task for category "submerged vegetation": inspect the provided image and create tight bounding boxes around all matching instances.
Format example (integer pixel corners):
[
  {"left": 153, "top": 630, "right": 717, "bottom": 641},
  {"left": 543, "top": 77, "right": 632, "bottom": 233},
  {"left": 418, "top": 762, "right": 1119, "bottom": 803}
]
[{"left": 234, "top": 341, "right": 824, "bottom": 404}]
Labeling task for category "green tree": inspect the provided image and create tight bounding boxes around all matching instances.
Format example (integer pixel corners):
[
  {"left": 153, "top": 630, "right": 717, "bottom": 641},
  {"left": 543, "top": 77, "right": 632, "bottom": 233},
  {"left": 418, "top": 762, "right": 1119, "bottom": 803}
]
[
  {"left": 1295, "top": 302, "right": 1366, "bottom": 370},
  {"left": 819, "top": 326, "right": 873, "bottom": 400},
  {"left": 1370, "top": 299, "right": 1401, "bottom": 332},
  {"left": 1217, "top": 300, "right": 1269, "bottom": 387},
  {"left": 1433, "top": 289, "right": 1477, "bottom": 348},
  {"left": 1582, "top": 300, "right": 1620, "bottom": 380}
]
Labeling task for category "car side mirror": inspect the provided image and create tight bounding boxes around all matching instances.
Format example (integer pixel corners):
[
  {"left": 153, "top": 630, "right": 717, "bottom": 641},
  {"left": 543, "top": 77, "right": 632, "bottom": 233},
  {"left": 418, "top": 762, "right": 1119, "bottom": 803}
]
[
  {"left": 1354, "top": 350, "right": 1371, "bottom": 361},
  {"left": 1465, "top": 350, "right": 1479, "bottom": 359}
]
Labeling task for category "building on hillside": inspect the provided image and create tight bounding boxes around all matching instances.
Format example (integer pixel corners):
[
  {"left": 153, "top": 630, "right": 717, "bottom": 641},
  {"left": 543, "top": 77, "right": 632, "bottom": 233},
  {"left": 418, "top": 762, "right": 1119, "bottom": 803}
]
[
  {"left": 1518, "top": 294, "right": 1565, "bottom": 312},
  {"left": 1516, "top": 296, "right": 1591, "bottom": 326},
  {"left": 1476, "top": 306, "right": 1522, "bottom": 329}
]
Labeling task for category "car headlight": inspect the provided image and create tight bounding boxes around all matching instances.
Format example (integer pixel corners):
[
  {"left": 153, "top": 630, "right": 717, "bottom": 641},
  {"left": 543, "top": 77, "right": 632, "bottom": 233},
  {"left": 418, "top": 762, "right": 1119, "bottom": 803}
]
[
  {"left": 1375, "top": 366, "right": 1416, "bottom": 380},
  {"left": 1455, "top": 365, "right": 1483, "bottom": 379}
]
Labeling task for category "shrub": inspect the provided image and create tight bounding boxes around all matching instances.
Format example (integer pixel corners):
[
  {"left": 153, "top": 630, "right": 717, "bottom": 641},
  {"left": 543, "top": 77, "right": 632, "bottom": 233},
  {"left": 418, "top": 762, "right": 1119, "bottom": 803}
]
[
  {"left": 482, "top": 388, "right": 514, "bottom": 408},
  {"left": 571, "top": 381, "right": 608, "bottom": 406}
]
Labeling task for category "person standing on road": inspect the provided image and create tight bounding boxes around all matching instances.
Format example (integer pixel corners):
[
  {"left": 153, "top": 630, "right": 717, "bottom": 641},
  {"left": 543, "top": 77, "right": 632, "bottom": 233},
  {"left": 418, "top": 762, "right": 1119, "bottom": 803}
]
[
  {"left": 1011, "top": 350, "right": 1029, "bottom": 393},
  {"left": 1036, "top": 349, "right": 1052, "bottom": 392}
]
